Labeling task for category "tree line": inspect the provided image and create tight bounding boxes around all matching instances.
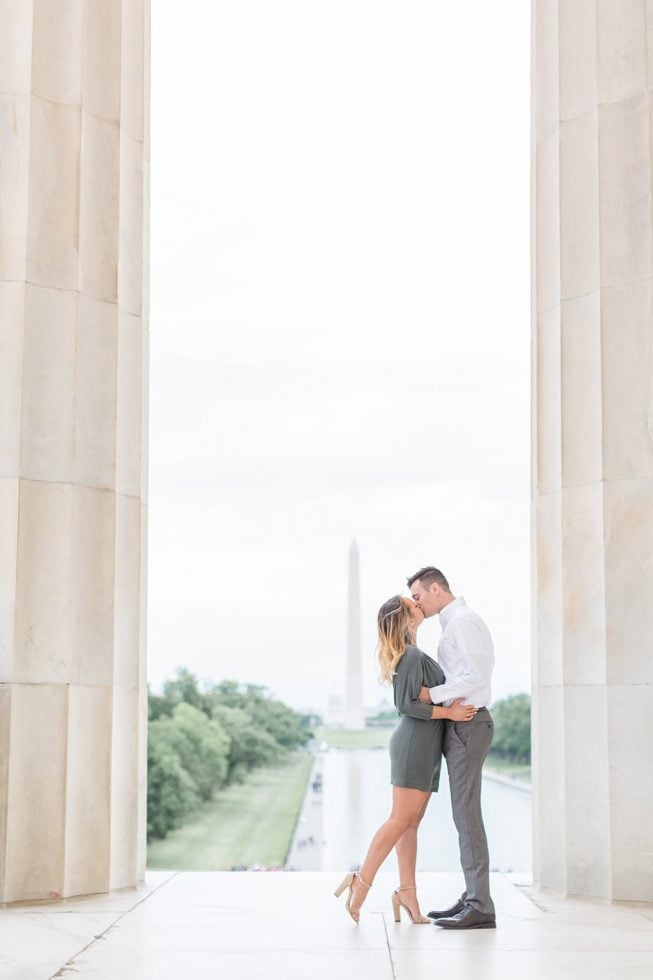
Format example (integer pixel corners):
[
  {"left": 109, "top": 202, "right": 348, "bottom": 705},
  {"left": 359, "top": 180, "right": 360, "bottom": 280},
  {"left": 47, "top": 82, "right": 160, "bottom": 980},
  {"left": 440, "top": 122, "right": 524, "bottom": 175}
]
[
  {"left": 488, "top": 693, "right": 530, "bottom": 763},
  {"left": 147, "top": 669, "right": 312, "bottom": 841}
]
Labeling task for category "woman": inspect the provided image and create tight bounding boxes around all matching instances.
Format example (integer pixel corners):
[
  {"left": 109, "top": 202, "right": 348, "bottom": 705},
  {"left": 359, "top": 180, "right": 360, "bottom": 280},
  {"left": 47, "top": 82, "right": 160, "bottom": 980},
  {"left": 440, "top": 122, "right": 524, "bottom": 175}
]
[{"left": 334, "top": 594, "right": 476, "bottom": 923}]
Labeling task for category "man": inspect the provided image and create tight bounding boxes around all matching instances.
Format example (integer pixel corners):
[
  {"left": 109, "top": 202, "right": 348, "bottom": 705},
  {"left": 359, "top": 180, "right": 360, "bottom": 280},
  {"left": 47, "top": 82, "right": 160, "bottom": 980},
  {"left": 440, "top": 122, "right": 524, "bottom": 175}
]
[{"left": 408, "top": 565, "right": 496, "bottom": 930}]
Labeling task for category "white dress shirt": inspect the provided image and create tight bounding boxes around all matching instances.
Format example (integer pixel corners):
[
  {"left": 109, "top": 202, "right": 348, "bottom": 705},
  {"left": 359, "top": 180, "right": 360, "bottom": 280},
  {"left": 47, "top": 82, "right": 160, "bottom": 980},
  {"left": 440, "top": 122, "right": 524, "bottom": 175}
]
[{"left": 427, "top": 596, "right": 494, "bottom": 708}]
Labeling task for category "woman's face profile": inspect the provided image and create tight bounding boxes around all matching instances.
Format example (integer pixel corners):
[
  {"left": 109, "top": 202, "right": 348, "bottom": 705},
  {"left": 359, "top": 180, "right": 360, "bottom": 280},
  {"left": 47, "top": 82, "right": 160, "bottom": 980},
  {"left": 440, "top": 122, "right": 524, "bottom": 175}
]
[{"left": 402, "top": 597, "right": 424, "bottom": 629}]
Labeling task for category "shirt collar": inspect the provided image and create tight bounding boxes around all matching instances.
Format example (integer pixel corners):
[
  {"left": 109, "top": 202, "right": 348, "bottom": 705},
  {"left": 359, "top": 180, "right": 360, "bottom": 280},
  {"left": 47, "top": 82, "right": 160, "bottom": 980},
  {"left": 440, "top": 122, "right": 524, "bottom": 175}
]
[{"left": 439, "top": 595, "right": 466, "bottom": 628}]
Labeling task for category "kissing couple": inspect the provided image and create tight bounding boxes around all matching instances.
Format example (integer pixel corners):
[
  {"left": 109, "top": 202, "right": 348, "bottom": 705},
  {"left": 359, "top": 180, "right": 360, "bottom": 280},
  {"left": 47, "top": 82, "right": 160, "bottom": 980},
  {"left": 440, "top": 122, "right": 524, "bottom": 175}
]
[{"left": 334, "top": 565, "right": 496, "bottom": 930}]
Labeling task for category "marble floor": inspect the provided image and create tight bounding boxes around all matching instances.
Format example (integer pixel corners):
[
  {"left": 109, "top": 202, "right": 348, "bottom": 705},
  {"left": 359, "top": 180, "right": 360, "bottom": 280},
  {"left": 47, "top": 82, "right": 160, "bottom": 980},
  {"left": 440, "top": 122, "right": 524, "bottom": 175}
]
[{"left": 2, "top": 871, "right": 653, "bottom": 979}]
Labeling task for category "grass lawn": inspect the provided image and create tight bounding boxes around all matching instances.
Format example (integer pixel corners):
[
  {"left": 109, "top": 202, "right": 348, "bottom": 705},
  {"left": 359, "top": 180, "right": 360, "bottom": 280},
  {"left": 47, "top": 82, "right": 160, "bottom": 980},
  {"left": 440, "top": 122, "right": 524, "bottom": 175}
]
[
  {"left": 147, "top": 751, "right": 313, "bottom": 870},
  {"left": 485, "top": 756, "right": 531, "bottom": 783},
  {"left": 315, "top": 727, "right": 394, "bottom": 750}
]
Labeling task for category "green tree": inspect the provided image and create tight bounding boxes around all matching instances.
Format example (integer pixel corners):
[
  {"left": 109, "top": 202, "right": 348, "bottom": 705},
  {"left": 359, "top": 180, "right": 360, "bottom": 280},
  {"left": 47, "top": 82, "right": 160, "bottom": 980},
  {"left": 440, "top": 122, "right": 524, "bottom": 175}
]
[
  {"left": 212, "top": 704, "right": 282, "bottom": 782},
  {"left": 147, "top": 672, "right": 311, "bottom": 842},
  {"left": 207, "top": 679, "right": 253, "bottom": 709},
  {"left": 170, "top": 702, "right": 230, "bottom": 800},
  {"left": 489, "top": 693, "right": 531, "bottom": 763},
  {"left": 149, "top": 668, "right": 210, "bottom": 721},
  {"left": 206, "top": 681, "right": 311, "bottom": 750},
  {"left": 147, "top": 717, "right": 199, "bottom": 840}
]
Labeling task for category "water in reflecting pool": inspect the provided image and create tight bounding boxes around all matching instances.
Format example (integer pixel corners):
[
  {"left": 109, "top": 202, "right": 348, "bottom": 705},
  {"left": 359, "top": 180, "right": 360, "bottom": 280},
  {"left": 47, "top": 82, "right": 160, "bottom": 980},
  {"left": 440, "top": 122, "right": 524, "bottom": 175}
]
[{"left": 288, "top": 748, "right": 531, "bottom": 873}]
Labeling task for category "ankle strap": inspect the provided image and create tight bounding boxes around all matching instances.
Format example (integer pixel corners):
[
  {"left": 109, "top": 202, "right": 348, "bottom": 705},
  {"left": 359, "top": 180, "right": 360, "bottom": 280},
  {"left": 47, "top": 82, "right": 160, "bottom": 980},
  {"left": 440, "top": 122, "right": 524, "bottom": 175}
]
[
  {"left": 395, "top": 885, "right": 417, "bottom": 893},
  {"left": 355, "top": 872, "right": 372, "bottom": 890}
]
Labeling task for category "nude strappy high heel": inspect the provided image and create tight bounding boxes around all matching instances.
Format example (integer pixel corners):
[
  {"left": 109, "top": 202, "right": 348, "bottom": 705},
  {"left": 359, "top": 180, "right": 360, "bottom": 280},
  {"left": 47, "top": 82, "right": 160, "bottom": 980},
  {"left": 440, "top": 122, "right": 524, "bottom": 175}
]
[
  {"left": 334, "top": 871, "right": 371, "bottom": 923},
  {"left": 391, "top": 885, "right": 431, "bottom": 924}
]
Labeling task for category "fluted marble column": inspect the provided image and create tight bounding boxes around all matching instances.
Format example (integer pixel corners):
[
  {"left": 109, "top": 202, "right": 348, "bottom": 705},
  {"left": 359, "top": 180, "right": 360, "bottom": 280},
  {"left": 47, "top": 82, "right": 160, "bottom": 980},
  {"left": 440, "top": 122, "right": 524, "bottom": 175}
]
[
  {"left": 532, "top": 0, "right": 653, "bottom": 901},
  {"left": 0, "top": 0, "right": 150, "bottom": 903}
]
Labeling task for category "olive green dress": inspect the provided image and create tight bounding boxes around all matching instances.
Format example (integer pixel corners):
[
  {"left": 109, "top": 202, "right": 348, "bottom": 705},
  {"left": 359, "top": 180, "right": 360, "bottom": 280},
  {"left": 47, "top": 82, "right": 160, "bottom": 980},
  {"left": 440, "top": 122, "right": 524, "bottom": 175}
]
[{"left": 389, "top": 644, "right": 446, "bottom": 793}]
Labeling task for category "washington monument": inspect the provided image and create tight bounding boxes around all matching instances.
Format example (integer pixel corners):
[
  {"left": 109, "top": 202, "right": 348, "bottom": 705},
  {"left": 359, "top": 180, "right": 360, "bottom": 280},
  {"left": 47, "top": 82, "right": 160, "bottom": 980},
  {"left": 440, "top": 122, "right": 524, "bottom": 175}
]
[{"left": 344, "top": 539, "right": 364, "bottom": 729}]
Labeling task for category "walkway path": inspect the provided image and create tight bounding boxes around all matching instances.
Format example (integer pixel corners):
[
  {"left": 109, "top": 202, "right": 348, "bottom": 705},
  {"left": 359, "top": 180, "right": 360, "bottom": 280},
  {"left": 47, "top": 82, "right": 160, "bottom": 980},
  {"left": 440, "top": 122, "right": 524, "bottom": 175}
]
[
  {"left": 2, "top": 871, "right": 652, "bottom": 978},
  {"left": 286, "top": 754, "right": 325, "bottom": 870}
]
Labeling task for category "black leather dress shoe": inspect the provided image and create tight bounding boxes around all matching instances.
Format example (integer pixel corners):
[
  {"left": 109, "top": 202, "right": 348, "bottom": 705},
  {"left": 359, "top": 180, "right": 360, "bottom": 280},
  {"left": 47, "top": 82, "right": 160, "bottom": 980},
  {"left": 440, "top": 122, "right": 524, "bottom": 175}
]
[
  {"left": 426, "top": 897, "right": 466, "bottom": 920},
  {"left": 434, "top": 905, "right": 496, "bottom": 929}
]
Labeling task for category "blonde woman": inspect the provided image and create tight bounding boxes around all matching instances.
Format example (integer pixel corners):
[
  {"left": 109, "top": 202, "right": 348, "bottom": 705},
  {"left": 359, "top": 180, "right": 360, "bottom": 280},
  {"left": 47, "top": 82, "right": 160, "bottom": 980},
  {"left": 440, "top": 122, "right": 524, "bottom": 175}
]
[{"left": 334, "top": 595, "right": 476, "bottom": 924}]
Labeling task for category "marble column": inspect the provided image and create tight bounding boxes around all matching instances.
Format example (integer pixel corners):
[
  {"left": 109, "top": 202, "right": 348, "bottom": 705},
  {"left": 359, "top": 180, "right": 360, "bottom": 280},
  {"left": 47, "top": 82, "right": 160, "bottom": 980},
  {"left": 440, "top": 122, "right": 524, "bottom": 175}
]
[
  {"left": 0, "top": 0, "right": 150, "bottom": 903},
  {"left": 532, "top": 0, "right": 653, "bottom": 901},
  {"left": 344, "top": 539, "right": 364, "bottom": 729}
]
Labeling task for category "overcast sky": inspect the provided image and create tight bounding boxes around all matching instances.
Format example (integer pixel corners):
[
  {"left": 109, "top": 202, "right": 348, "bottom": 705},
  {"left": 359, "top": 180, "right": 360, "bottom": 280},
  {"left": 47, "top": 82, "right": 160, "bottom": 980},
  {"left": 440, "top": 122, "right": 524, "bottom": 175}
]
[{"left": 148, "top": 1, "right": 531, "bottom": 713}]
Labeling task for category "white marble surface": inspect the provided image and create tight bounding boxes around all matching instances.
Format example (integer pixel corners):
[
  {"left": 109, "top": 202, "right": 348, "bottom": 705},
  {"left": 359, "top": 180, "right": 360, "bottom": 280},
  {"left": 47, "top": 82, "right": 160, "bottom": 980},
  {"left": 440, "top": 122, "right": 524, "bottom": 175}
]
[
  {"left": 1, "top": 871, "right": 652, "bottom": 980},
  {"left": 533, "top": 0, "right": 653, "bottom": 902},
  {"left": 0, "top": 1, "right": 149, "bottom": 902}
]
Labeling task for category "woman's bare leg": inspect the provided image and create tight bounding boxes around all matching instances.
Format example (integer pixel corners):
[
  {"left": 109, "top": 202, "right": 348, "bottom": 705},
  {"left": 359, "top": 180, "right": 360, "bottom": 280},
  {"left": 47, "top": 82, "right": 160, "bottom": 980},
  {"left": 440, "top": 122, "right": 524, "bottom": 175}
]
[
  {"left": 349, "top": 787, "right": 430, "bottom": 912},
  {"left": 393, "top": 794, "right": 431, "bottom": 918}
]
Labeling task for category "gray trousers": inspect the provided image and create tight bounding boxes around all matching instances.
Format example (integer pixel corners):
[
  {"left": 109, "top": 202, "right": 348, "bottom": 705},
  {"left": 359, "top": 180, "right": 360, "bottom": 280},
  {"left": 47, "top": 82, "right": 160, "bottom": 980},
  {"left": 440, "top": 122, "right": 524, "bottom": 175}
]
[{"left": 443, "top": 708, "right": 495, "bottom": 915}]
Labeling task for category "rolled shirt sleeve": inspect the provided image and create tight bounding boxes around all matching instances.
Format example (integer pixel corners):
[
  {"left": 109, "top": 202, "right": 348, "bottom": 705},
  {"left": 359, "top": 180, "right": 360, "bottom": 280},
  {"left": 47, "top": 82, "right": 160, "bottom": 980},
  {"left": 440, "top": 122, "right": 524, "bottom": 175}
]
[{"left": 394, "top": 648, "right": 435, "bottom": 721}]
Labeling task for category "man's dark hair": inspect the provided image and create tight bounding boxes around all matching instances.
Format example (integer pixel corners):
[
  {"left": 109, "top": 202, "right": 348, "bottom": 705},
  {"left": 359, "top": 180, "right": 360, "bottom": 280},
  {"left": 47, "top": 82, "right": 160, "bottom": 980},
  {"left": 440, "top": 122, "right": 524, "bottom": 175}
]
[{"left": 406, "top": 566, "right": 451, "bottom": 592}]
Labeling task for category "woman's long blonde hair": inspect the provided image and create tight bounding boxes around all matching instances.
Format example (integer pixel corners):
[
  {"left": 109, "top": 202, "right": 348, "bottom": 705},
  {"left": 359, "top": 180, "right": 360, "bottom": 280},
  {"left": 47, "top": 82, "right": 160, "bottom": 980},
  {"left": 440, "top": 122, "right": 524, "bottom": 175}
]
[{"left": 377, "top": 595, "right": 414, "bottom": 684}]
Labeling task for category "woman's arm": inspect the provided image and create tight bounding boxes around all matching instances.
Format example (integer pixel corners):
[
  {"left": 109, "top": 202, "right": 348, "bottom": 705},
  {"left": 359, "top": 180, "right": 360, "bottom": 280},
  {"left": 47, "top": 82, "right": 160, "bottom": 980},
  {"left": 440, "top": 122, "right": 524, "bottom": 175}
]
[
  {"left": 393, "top": 650, "right": 434, "bottom": 720},
  {"left": 430, "top": 699, "right": 477, "bottom": 722},
  {"left": 393, "top": 650, "right": 475, "bottom": 721}
]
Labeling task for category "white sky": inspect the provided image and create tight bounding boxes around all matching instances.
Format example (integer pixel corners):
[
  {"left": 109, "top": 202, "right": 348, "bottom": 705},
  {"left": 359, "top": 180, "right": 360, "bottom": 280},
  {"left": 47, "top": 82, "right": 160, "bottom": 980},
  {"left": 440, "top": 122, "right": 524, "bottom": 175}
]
[{"left": 148, "top": 1, "right": 531, "bottom": 713}]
